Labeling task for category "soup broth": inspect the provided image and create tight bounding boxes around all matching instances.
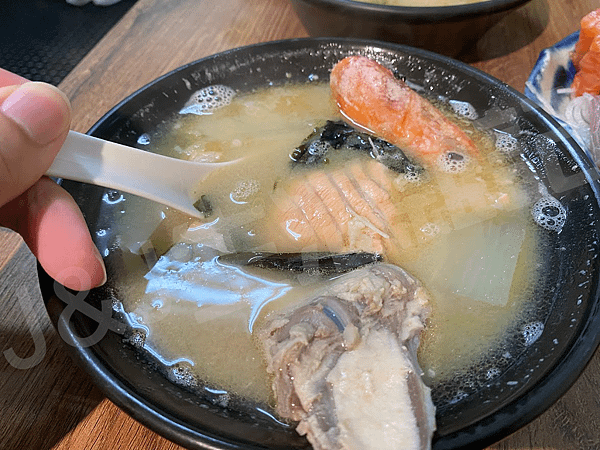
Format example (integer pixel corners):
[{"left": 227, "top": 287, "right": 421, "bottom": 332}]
[{"left": 114, "top": 81, "right": 544, "bottom": 407}]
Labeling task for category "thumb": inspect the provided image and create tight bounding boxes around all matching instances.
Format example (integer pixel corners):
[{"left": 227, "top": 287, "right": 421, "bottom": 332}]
[{"left": 0, "top": 82, "right": 71, "bottom": 206}]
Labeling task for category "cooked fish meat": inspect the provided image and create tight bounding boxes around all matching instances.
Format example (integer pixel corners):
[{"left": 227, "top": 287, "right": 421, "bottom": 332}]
[
  {"left": 258, "top": 263, "right": 435, "bottom": 450},
  {"left": 330, "top": 55, "right": 480, "bottom": 168},
  {"left": 267, "top": 158, "right": 413, "bottom": 256}
]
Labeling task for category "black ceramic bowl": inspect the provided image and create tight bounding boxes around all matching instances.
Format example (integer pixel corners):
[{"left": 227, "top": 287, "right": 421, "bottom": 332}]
[
  {"left": 289, "top": 0, "right": 532, "bottom": 57},
  {"left": 41, "top": 38, "right": 600, "bottom": 450}
]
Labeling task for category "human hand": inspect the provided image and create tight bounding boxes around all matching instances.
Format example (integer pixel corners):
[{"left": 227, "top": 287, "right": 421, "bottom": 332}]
[{"left": 0, "top": 68, "right": 106, "bottom": 290}]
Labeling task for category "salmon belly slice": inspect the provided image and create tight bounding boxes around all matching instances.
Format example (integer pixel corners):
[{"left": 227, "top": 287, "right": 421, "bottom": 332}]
[
  {"left": 266, "top": 160, "right": 411, "bottom": 256},
  {"left": 329, "top": 55, "right": 480, "bottom": 167}
]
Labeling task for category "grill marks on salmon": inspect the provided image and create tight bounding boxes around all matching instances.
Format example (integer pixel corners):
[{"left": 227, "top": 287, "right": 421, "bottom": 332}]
[{"left": 269, "top": 159, "right": 409, "bottom": 255}]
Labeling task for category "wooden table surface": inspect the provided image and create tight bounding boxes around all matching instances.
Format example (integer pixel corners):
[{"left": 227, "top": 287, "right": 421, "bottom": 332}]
[{"left": 1, "top": 0, "right": 599, "bottom": 448}]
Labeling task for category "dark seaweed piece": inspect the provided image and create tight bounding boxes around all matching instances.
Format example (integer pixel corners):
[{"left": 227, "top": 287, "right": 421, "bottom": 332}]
[
  {"left": 218, "top": 251, "right": 382, "bottom": 275},
  {"left": 290, "top": 120, "right": 424, "bottom": 176},
  {"left": 319, "top": 120, "right": 356, "bottom": 147},
  {"left": 193, "top": 195, "right": 213, "bottom": 217}
]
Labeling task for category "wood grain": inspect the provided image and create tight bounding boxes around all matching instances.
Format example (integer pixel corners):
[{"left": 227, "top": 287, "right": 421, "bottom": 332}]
[
  {"left": 470, "top": 0, "right": 577, "bottom": 90},
  {"left": 59, "top": 0, "right": 308, "bottom": 134},
  {"left": 0, "top": 232, "right": 105, "bottom": 450},
  {"left": 0, "top": 0, "right": 599, "bottom": 449}
]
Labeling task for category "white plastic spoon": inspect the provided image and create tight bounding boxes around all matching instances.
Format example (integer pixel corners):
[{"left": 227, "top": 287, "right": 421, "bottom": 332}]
[{"left": 46, "top": 131, "right": 238, "bottom": 218}]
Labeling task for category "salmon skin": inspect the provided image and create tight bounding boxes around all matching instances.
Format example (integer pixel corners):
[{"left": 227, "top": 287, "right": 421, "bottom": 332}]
[
  {"left": 329, "top": 56, "right": 480, "bottom": 167},
  {"left": 218, "top": 251, "right": 382, "bottom": 275},
  {"left": 291, "top": 120, "right": 424, "bottom": 176}
]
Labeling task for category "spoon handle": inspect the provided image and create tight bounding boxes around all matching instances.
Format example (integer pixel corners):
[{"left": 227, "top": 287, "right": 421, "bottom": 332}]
[
  {"left": 47, "top": 131, "right": 172, "bottom": 186},
  {"left": 46, "top": 131, "right": 214, "bottom": 217}
]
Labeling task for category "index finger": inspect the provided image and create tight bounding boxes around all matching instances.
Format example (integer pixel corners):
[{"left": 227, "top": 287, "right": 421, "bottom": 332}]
[{"left": 0, "top": 68, "right": 28, "bottom": 87}]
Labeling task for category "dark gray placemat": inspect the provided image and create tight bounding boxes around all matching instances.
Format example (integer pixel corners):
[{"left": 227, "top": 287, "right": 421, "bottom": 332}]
[{"left": 0, "top": 0, "right": 137, "bottom": 85}]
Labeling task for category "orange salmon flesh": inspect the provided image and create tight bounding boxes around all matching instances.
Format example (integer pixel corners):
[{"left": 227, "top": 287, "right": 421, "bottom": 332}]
[{"left": 329, "top": 55, "right": 480, "bottom": 167}]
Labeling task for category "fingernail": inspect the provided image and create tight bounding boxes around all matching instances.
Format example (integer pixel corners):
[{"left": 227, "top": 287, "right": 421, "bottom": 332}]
[
  {"left": 1, "top": 82, "right": 71, "bottom": 145},
  {"left": 93, "top": 246, "right": 108, "bottom": 287}
]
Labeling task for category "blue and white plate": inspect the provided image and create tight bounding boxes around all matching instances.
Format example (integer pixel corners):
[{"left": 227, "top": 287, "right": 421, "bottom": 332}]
[{"left": 525, "top": 31, "right": 598, "bottom": 161}]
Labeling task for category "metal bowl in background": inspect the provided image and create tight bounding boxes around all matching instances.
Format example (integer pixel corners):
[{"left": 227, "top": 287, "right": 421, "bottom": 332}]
[
  {"left": 39, "top": 38, "right": 600, "bottom": 450},
  {"left": 288, "top": 0, "right": 533, "bottom": 57}
]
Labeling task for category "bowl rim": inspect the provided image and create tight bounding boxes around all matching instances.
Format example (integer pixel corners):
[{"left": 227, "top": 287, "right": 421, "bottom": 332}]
[
  {"left": 43, "top": 36, "right": 600, "bottom": 450},
  {"left": 289, "top": 0, "right": 533, "bottom": 21}
]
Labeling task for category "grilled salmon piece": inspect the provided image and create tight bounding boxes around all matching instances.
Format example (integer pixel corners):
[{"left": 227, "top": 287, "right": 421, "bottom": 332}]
[
  {"left": 267, "top": 160, "right": 412, "bottom": 256},
  {"left": 329, "top": 55, "right": 479, "bottom": 167}
]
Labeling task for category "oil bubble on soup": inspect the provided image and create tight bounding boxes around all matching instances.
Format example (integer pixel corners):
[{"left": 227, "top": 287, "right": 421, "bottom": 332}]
[{"left": 112, "top": 71, "right": 555, "bottom": 449}]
